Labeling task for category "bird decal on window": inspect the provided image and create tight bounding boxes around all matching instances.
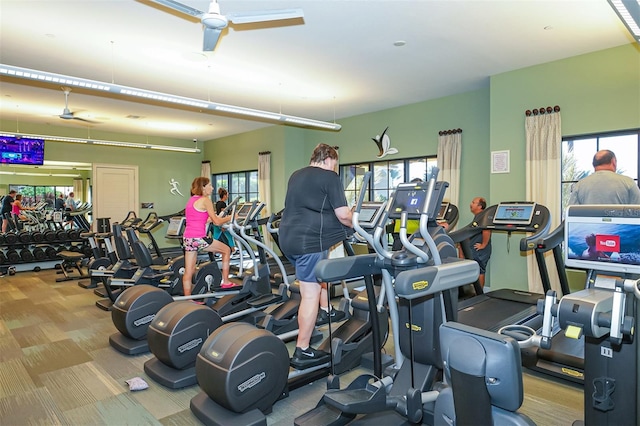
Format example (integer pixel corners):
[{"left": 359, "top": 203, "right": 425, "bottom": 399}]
[{"left": 372, "top": 126, "right": 398, "bottom": 158}]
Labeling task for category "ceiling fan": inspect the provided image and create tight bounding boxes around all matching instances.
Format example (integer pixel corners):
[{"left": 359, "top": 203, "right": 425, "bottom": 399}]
[
  {"left": 59, "top": 87, "right": 96, "bottom": 123},
  {"left": 148, "top": 0, "right": 304, "bottom": 51}
]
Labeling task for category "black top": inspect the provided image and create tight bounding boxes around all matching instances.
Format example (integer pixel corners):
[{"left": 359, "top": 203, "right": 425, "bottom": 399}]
[
  {"left": 54, "top": 197, "right": 65, "bottom": 210},
  {"left": 215, "top": 200, "right": 226, "bottom": 215},
  {"left": 1, "top": 195, "right": 14, "bottom": 215},
  {"left": 279, "top": 166, "right": 352, "bottom": 255}
]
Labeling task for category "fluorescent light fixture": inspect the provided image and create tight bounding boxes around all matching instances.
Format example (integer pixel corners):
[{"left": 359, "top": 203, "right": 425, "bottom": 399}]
[
  {"left": 0, "top": 131, "right": 201, "bottom": 153},
  {"left": 608, "top": 0, "right": 640, "bottom": 42},
  {"left": 0, "top": 170, "right": 82, "bottom": 178},
  {"left": 0, "top": 64, "right": 342, "bottom": 131}
]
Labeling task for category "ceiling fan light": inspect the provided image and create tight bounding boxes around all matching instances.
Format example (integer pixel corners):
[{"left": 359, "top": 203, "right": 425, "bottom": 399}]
[{"left": 201, "top": 13, "right": 228, "bottom": 29}]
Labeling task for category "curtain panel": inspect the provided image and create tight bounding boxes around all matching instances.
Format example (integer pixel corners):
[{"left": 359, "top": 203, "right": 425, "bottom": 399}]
[
  {"left": 525, "top": 106, "right": 562, "bottom": 293},
  {"left": 437, "top": 129, "right": 462, "bottom": 212}
]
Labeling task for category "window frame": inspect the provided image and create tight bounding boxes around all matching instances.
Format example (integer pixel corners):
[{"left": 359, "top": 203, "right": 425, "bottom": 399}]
[
  {"left": 212, "top": 170, "right": 259, "bottom": 204},
  {"left": 561, "top": 128, "right": 640, "bottom": 213},
  {"left": 339, "top": 155, "right": 438, "bottom": 205}
]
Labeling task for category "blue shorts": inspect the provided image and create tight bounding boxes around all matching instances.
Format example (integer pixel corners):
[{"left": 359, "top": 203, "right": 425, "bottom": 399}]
[{"left": 286, "top": 251, "right": 328, "bottom": 283}]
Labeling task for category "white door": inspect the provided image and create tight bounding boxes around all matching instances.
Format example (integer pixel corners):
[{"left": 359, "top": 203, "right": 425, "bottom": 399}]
[{"left": 92, "top": 163, "right": 138, "bottom": 230}]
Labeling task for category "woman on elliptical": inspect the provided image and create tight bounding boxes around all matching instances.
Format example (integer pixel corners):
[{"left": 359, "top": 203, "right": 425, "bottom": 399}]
[{"left": 182, "top": 177, "right": 236, "bottom": 298}]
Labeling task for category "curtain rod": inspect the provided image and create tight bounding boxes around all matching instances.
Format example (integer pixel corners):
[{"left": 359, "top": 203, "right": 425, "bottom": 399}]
[
  {"left": 525, "top": 105, "right": 560, "bottom": 116},
  {"left": 438, "top": 128, "right": 462, "bottom": 135}
]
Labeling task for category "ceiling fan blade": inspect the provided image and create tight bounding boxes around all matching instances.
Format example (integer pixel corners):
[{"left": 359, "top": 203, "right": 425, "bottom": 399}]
[
  {"left": 73, "top": 117, "right": 97, "bottom": 124},
  {"left": 148, "top": 0, "right": 205, "bottom": 18},
  {"left": 203, "top": 27, "right": 223, "bottom": 51},
  {"left": 227, "top": 8, "right": 304, "bottom": 25}
]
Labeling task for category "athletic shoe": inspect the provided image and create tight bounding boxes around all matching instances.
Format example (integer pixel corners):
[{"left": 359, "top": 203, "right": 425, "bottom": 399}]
[
  {"left": 220, "top": 282, "right": 240, "bottom": 289},
  {"left": 290, "top": 346, "right": 330, "bottom": 369},
  {"left": 316, "top": 308, "right": 346, "bottom": 326}
]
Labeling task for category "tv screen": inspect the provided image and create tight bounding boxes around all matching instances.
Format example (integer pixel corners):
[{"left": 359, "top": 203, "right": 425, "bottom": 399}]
[
  {"left": 565, "top": 205, "right": 640, "bottom": 275},
  {"left": 0, "top": 136, "right": 45, "bottom": 165}
]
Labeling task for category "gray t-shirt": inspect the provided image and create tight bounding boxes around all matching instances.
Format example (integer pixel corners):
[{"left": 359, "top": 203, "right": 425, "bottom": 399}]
[{"left": 568, "top": 170, "right": 640, "bottom": 205}]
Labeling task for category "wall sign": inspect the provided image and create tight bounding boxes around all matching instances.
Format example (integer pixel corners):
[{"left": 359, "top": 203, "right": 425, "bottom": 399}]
[{"left": 491, "top": 150, "right": 510, "bottom": 174}]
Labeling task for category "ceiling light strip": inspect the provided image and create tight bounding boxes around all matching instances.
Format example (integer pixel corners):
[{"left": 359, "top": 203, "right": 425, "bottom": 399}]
[
  {"left": 0, "top": 64, "right": 342, "bottom": 131},
  {"left": 608, "top": 0, "right": 640, "bottom": 40},
  {"left": 0, "top": 171, "right": 82, "bottom": 178},
  {"left": 0, "top": 132, "right": 200, "bottom": 153}
]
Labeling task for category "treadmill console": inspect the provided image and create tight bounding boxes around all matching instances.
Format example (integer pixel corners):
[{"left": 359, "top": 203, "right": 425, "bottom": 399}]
[
  {"left": 565, "top": 204, "right": 640, "bottom": 275},
  {"left": 493, "top": 202, "right": 536, "bottom": 225}
]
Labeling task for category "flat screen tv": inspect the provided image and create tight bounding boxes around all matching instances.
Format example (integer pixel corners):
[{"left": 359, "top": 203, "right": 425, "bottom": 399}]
[
  {"left": 0, "top": 136, "right": 45, "bottom": 165},
  {"left": 565, "top": 205, "right": 640, "bottom": 275}
]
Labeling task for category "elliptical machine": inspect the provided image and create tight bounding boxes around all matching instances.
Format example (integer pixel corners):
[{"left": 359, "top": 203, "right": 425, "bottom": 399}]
[
  {"left": 140, "top": 201, "right": 291, "bottom": 388},
  {"left": 188, "top": 174, "right": 394, "bottom": 425},
  {"left": 295, "top": 169, "right": 481, "bottom": 425}
]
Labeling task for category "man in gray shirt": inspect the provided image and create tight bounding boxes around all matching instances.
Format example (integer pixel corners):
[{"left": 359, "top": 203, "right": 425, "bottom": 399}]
[{"left": 568, "top": 150, "right": 640, "bottom": 205}]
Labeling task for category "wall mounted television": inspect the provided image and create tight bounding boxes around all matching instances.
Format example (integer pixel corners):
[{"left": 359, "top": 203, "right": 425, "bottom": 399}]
[{"left": 0, "top": 136, "right": 45, "bottom": 166}]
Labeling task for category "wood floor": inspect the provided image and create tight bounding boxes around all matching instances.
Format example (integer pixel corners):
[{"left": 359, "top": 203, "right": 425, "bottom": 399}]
[{"left": 0, "top": 267, "right": 583, "bottom": 425}]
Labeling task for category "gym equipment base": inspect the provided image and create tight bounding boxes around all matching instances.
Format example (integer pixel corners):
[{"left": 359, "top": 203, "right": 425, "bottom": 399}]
[
  {"left": 190, "top": 391, "right": 266, "bottom": 426},
  {"left": 108, "top": 333, "right": 149, "bottom": 355},
  {"left": 143, "top": 357, "right": 196, "bottom": 389}
]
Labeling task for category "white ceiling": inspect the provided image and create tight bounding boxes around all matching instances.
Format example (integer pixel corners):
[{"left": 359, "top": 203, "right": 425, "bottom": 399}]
[{"left": 0, "top": 0, "right": 634, "bottom": 143}]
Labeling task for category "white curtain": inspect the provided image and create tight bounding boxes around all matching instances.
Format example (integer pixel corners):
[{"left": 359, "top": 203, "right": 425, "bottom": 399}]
[
  {"left": 73, "top": 178, "right": 83, "bottom": 203},
  {"left": 437, "top": 130, "right": 462, "bottom": 212},
  {"left": 258, "top": 152, "right": 273, "bottom": 249},
  {"left": 201, "top": 161, "right": 211, "bottom": 178},
  {"left": 525, "top": 110, "right": 562, "bottom": 293}
]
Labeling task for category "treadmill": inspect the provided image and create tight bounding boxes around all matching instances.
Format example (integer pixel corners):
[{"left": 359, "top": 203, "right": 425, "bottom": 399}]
[
  {"left": 519, "top": 221, "right": 585, "bottom": 384},
  {"left": 449, "top": 202, "right": 551, "bottom": 333}
]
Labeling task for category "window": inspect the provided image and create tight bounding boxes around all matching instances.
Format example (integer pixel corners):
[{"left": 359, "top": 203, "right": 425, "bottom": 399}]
[
  {"left": 340, "top": 156, "right": 438, "bottom": 205},
  {"left": 212, "top": 170, "right": 259, "bottom": 203},
  {"left": 561, "top": 129, "right": 640, "bottom": 212},
  {"left": 8, "top": 185, "right": 73, "bottom": 207}
]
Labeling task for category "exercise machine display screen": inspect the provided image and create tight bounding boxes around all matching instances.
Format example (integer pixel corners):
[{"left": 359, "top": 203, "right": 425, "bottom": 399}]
[
  {"left": 493, "top": 202, "right": 536, "bottom": 224},
  {"left": 437, "top": 202, "right": 450, "bottom": 221},
  {"left": 236, "top": 203, "right": 254, "bottom": 220},
  {"left": 358, "top": 202, "right": 384, "bottom": 229},
  {"left": 166, "top": 217, "right": 185, "bottom": 237},
  {"left": 388, "top": 183, "right": 429, "bottom": 220},
  {"left": 565, "top": 205, "right": 640, "bottom": 275}
]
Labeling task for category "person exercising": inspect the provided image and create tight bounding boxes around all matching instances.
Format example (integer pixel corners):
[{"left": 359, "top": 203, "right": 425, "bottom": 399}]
[
  {"left": 1, "top": 190, "right": 16, "bottom": 233},
  {"left": 279, "top": 143, "right": 353, "bottom": 368},
  {"left": 213, "top": 187, "right": 235, "bottom": 250},
  {"left": 182, "top": 177, "right": 236, "bottom": 298},
  {"left": 468, "top": 196, "right": 491, "bottom": 288},
  {"left": 569, "top": 149, "right": 640, "bottom": 205}
]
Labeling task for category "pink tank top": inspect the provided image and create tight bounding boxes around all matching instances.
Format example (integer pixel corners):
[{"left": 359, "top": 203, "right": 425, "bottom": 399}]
[
  {"left": 11, "top": 203, "right": 20, "bottom": 215},
  {"left": 184, "top": 196, "right": 209, "bottom": 238}
]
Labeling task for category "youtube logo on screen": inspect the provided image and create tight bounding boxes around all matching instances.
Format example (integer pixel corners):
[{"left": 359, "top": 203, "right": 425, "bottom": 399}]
[{"left": 595, "top": 234, "right": 620, "bottom": 252}]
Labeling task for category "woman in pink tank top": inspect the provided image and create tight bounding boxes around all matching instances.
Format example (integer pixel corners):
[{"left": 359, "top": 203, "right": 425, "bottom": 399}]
[{"left": 182, "top": 177, "right": 236, "bottom": 298}]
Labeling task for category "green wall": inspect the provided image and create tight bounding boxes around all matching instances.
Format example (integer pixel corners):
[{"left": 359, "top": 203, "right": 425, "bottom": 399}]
[
  {"left": 487, "top": 44, "right": 640, "bottom": 290},
  {"left": 3, "top": 44, "right": 638, "bottom": 278},
  {"left": 0, "top": 120, "right": 203, "bottom": 247}
]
